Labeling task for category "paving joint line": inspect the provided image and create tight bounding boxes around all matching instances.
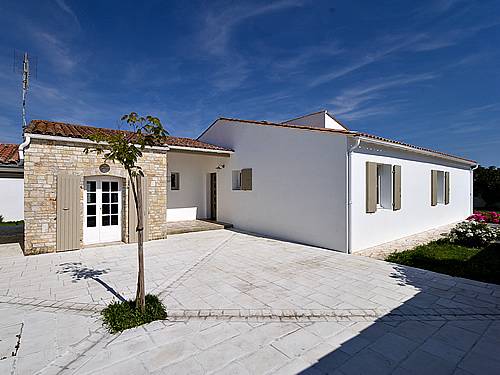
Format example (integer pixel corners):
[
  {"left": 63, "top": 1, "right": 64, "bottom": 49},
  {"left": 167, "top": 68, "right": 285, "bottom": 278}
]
[{"left": 156, "top": 233, "right": 236, "bottom": 297}]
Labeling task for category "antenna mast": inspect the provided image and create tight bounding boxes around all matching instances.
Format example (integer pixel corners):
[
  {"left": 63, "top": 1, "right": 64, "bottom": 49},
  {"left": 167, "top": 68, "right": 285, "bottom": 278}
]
[
  {"left": 13, "top": 50, "right": 37, "bottom": 133},
  {"left": 21, "top": 52, "right": 30, "bottom": 131}
]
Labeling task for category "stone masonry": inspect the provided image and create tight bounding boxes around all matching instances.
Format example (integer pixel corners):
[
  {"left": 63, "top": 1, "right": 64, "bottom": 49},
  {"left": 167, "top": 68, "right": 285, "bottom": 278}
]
[{"left": 23, "top": 138, "right": 168, "bottom": 254}]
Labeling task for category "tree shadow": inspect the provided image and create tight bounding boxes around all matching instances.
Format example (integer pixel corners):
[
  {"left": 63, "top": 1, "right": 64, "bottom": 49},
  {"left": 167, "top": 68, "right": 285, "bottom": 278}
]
[
  {"left": 299, "top": 259, "right": 500, "bottom": 374},
  {"left": 57, "top": 262, "right": 126, "bottom": 302}
]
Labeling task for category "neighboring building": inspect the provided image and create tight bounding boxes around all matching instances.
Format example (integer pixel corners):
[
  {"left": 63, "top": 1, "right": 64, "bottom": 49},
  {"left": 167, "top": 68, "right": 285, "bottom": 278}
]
[
  {"left": 2, "top": 110, "right": 476, "bottom": 255},
  {"left": 0, "top": 143, "right": 23, "bottom": 221}
]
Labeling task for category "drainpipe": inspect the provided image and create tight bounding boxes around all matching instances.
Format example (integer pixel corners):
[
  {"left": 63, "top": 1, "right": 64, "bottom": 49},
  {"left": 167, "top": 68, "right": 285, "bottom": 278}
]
[
  {"left": 18, "top": 135, "right": 31, "bottom": 165},
  {"left": 470, "top": 164, "right": 478, "bottom": 215},
  {"left": 346, "top": 136, "right": 361, "bottom": 254}
]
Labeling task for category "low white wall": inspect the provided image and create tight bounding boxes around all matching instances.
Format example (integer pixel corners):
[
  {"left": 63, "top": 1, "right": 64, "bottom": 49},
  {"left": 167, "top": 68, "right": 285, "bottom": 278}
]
[
  {"left": 0, "top": 176, "right": 24, "bottom": 221},
  {"left": 350, "top": 143, "right": 472, "bottom": 251},
  {"left": 199, "top": 119, "right": 348, "bottom": 251},
  {"left": 166, "top": 152, "right": 223, "bottom": 222}
]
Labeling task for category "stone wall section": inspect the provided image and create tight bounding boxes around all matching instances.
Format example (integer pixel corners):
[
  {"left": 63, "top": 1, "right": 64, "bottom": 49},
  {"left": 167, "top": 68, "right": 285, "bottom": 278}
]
[{"left": 24, "top": 138, "right": 167, "bottom": 254}]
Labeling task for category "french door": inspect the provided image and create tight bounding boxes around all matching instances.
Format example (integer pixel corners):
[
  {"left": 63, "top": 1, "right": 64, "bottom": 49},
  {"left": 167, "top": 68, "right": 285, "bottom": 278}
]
[{"left": 83, "top": 177, "right": 122, "bottom": 245}]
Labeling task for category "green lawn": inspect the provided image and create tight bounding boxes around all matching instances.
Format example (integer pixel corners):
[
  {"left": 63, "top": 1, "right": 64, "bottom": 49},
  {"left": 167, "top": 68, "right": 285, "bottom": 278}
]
[
  {"left": 0, "top": 220, "right": 23, "bottom": 227},
  {"left": 386, "top": 239, "right": 500, "bottom": 285}
]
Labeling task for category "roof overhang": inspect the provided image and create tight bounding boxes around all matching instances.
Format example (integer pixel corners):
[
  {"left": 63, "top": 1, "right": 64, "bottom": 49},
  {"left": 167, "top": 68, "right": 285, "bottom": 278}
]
[
  {"left": 167, "top": 145, "right": 233, "bottom": 156},
  {"left": 0, "top": 165, "right": 23, "bottom": 176},
  {"left": 25, "top": 133, "right": 170, "bottom": 152},
  {"left": 350, "top": 134, "right": 477, "bottom": 167}
]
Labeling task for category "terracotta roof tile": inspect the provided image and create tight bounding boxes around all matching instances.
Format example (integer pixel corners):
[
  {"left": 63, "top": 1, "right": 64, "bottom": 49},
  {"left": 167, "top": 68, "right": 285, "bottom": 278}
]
[
  {"left": 0, "top": 144, "right": 19, "bottom": 165},
  {"left": 215, "top": 117, "right": 475, "bottom": 164},
  {"left": 26, "top": 120, "right": 232, "bottom": 152}
]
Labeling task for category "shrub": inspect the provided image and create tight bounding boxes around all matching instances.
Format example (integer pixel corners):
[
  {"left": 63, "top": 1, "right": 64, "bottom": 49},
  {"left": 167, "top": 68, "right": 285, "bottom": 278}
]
[
  {"left": 468, "top": 211, "right": 500, "bottom": 224},
  {"left": 448, "top": 221, "right": 498, "bottom": 248},
  {"left": 101, "top": 294, "right": 167, "bottom": 333}
]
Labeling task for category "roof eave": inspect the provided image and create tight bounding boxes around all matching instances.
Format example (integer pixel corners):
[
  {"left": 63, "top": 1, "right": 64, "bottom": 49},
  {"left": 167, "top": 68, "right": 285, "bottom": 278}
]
[{"left": 350, "top": 133, "right": 476, "bottom": 166}]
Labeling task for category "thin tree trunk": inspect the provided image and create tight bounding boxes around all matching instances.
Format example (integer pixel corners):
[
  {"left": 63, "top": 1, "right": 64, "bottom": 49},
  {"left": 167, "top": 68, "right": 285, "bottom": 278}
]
[{"left": 134, "top": 174, "right": 146, "bottom": 312}]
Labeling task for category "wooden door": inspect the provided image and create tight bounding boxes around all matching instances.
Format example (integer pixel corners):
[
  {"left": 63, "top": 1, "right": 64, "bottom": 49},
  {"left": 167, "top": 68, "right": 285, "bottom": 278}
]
[
  {"left": 56, "top": 174, "right": 81, "bottom": 251},
  {"left": 210, "top": 173, "right": 217, "bottom": 220}
]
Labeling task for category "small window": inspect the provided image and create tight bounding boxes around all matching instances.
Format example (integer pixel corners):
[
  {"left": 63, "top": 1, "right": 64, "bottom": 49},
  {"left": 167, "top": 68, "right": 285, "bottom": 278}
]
[
  {"left": 232, "top": 170, "right": 241, "bottom": 190},
  {"left": 376, "top": 164, "right": 392, "bottom": 209},
  {"left": 436, "top": 171, "right": 445, "bottom": 204},
  {"left": 170, "top": 172, "right": 180, "bottom": 190}
]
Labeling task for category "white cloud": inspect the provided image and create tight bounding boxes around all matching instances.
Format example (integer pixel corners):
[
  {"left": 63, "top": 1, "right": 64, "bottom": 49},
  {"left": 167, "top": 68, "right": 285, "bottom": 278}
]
[
  {"left": 201, "top": 0, "right": 305, "bottom": 56},
  {"left": 54, "top": 0, "right": 81, "bottom": 29},
  {"left": 329, "top": 73, "right": 437, "bottom": 120}
]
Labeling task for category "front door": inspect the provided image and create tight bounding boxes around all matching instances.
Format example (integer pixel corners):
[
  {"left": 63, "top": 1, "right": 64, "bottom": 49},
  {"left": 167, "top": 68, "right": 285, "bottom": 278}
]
[
  {"left": 210, "top": 173, "right": 217, "bottom": 220},
  {"left": 83, "top": 177, "right": 122, "bottom": 245}
]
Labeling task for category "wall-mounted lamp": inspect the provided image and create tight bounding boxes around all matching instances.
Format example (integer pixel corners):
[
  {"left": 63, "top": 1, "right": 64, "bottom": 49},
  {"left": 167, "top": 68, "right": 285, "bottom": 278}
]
[{"left": 216, "top": 164, "right": 225, "bottom": 170}]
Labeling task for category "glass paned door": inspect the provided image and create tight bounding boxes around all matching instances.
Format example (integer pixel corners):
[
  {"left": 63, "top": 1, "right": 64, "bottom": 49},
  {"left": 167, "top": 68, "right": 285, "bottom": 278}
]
[{"left": 83, "top": 177, "right": 122, "bottom": 245}]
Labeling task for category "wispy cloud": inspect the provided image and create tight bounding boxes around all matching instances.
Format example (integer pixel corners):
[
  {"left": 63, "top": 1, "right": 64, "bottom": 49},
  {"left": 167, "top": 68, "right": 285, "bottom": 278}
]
[
  {"left": 309, "top": 34, "right": 426, "bottom": 87},
  {"left": 33, "top": 31, "right": 77, "bottom": 73},
  {"left": 54, "top": 0, "right": 81, "bottom": 29},
  {"left": 329, "top": 73, "right": 437, "bottom": 120},
  {"left": 200, "top": 0, "right": 305, "bottom": 56}
]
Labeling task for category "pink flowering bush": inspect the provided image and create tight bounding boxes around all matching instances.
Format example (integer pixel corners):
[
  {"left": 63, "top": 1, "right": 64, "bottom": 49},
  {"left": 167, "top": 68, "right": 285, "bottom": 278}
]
[{"left": 467, "top": 211, "right": 500, "bottom": 224}]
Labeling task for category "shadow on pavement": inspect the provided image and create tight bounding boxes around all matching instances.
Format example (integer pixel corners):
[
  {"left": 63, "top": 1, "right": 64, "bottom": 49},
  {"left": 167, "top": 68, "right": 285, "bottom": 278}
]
[
  {"left": 57, "top": 262, "right": 126, "bottom": 302},
  {"left": 301, "top": 262, "right": 500, "bottom": 375}
]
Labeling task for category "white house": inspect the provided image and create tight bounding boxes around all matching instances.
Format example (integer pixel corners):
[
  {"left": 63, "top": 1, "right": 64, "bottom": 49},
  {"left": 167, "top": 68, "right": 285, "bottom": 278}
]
[
  {"left": 0, "top": 110, "right": 476, "bottom": 254},
  {"left": 196, "top": 111, "right": 476, "bottom": 253},
  {"left": 0, "top": 144, "right": 24, "bottom": 221}
]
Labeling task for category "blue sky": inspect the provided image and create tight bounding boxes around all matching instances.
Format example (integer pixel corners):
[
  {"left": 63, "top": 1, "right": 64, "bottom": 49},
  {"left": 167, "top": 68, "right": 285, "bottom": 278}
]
[{"left": 0, "top": 0, "right": 499, "bottom": 165}]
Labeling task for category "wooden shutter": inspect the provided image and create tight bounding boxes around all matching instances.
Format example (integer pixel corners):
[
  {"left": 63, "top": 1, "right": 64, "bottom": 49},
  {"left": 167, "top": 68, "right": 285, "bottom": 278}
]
[
  {"left": 241, "top": 168, "right": 252, "bottom": 191},
  {"left": 366, "top": 162, "right": 377, "bottom": 213},
  {"left": 431, "top": 170, "right": 438, "bottom": 206},
  {"left": 128, "top": 176, "right": 149, "bottom": 243},
  {"left": 56, "top": 174, "right": 81, "bottom": 251},
  {"left": 444, "top": 171, "right": 450, "bottom": 205},
  {"left": 393, "top": 165, "right": 401, "bottom": 211}
]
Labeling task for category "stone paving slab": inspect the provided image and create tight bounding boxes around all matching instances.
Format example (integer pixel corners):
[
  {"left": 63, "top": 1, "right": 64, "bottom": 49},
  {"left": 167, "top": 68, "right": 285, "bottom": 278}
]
[
  {"left": 0, "top": 229, "right": 499, "bottom": 374},
  {"left": 355, "top": 223, "right": 457, "bottom": 259}
]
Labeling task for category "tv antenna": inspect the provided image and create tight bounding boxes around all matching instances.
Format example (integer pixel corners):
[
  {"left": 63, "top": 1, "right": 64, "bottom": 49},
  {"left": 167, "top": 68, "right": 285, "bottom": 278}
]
[{"left": 13, "top": 50, "right": 37, "bottom": 132}]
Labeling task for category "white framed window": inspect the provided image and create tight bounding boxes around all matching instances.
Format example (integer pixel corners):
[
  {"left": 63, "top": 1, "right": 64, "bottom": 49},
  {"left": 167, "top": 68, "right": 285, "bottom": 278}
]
[
  {"left": 376, "top": 163, "right": 393, "bottom": 209},
  {"left": 170, "top": 172, "right": 180, "bottom": 190},
  {"left": 436, "top": 171, "right": 445, "bottom": 204},
  {"left": 232, "top": 170, "right": 241, "bottom": 190}
]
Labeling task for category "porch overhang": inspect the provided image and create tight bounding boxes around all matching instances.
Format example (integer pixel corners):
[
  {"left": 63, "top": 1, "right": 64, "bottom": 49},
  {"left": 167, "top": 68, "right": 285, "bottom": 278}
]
[{"left": 167, "top": 145, "right": 233, "bottom": 157}]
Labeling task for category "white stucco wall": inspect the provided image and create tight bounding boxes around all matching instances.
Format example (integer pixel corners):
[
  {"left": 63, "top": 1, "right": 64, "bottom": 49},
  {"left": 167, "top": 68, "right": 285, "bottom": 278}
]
[
  {"left": 166, "top": 152, "right": 224, "bottom": 222},
  {"left": 199, "top": 119, "right": 348, "bottom": 251},
  {"left": 350, "top": 143, "right": 473, "bottom": 252},
  {"left": 0, "top": 175, "right": 24, "bottom": 221},
  {"left": 284, "top": 111, "right": 346, "bottom": 130}
]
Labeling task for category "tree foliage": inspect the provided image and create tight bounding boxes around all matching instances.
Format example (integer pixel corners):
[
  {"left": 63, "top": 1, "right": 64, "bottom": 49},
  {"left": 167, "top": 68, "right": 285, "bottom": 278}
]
[{"left": 474, "top": 166, "right": 500, "bottom": 208}]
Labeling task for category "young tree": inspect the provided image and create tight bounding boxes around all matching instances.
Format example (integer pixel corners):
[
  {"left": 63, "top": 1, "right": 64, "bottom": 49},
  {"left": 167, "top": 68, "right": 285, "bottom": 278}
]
[{"left": 85, "top": 113, "right": 167, "bottom": 312}]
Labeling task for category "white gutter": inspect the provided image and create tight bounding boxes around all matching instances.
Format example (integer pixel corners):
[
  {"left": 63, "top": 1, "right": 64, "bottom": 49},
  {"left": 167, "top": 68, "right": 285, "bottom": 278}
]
[
  {"left": 470, "top": 164, "right": 479, "bottom": 215},
  {"left": 346, "top": 136, "right": 361, "bottom": 254},
  {"left": 18, "top": 135, "right": 31, "bottom": 164},
  {"left": 352, "top": 135, "right": 476, "bottom": 166},
  {"left": 167, "top": 145, "right": 233, "bottom": 155},
  {"left": 25, "top": 133, "right": 170, "bottom": 152}
]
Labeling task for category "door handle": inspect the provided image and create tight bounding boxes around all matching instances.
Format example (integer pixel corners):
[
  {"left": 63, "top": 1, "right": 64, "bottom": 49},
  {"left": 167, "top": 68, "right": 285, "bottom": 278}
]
[{"left": 63, "top": 208, "right": 69, "bottom": 211}]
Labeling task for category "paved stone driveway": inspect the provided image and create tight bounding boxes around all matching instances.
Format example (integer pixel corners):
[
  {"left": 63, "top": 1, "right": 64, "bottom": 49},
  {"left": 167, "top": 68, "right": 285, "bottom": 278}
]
[{"left": 0, "top": 229, "right": 499, "bottom": 374}]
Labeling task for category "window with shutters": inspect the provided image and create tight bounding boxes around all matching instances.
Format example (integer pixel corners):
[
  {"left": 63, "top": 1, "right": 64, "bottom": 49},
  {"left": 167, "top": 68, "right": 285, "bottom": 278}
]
[
  {"left": 366, "top": 162, "right": 401, "bottom": 213},
  {"left": 232, "top": 169, "right": 252, "bottom": 191},
  {"left": 170, "top": 172, "right": 180, "bottom": 190}
]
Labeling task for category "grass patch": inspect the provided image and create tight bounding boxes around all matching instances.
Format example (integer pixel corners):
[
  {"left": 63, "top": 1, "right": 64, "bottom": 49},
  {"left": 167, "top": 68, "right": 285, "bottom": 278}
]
[
  {"left": 0, "top": 220, "right": 24, "bottom": 226},
  {"left": 386, "top": 239, "right": 500, "bottom": 284},
  {"left": 101, "top": 294, "right": 167, "bottom": 333}
]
